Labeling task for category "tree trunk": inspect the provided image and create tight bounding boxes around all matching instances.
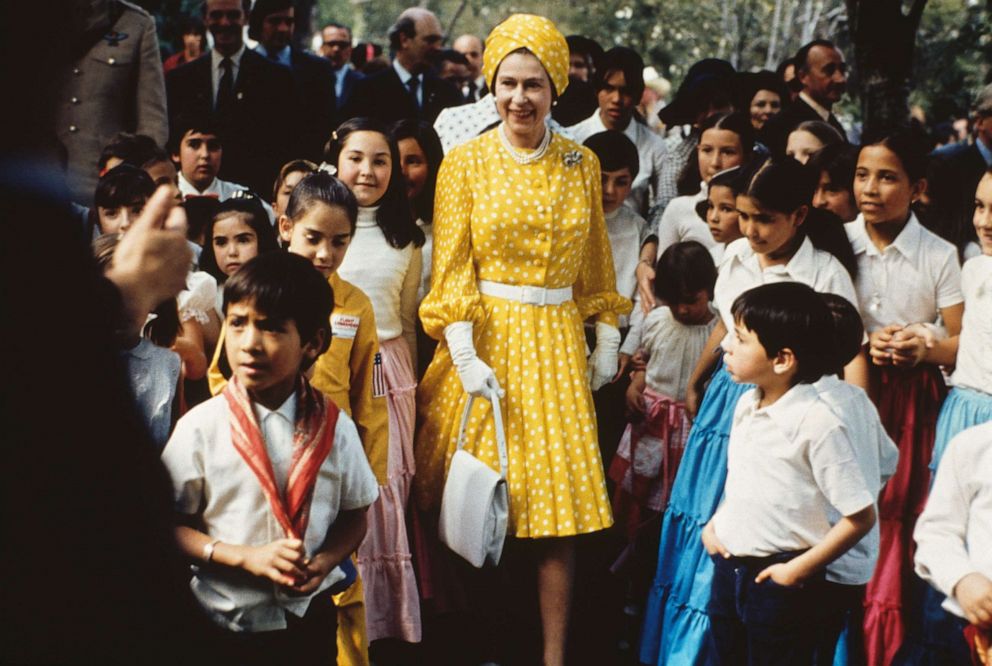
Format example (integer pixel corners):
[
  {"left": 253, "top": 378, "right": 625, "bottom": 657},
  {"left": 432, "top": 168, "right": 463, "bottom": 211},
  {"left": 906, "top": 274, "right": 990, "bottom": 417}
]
[
  {"left": 846, "top": 0, "right": 927, "bottom": 136},
  {"left": 766, "top": 0, "right": 785, "bottom": 68}
]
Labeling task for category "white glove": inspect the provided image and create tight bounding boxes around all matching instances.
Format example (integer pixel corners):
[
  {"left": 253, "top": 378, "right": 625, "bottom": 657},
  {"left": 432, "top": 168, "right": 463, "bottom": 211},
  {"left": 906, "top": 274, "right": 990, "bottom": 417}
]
[
  {"left": 588, "top": 321, "right": 622, "bottom": 391},
  {"left": 444, "top": 321, "right": 504, "bottom": 399}
]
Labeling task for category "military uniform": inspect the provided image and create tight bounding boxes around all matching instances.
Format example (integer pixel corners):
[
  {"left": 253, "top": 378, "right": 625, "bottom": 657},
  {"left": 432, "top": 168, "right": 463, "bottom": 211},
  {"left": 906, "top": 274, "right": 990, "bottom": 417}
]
[{"left": 57, "top": 0, "right": 167, "bottom": 205}]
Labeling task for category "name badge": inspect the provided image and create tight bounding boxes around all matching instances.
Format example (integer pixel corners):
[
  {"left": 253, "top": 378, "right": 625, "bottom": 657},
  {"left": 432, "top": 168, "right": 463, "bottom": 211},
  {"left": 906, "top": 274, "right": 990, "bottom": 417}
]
[{"left": 331, "top": 314, "right": 360, "bottom": 339}]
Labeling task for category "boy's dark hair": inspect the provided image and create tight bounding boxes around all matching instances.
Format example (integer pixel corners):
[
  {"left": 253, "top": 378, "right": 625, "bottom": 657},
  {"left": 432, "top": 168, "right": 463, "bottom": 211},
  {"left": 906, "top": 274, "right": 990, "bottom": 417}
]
[
  {"left": 98, "top": 133, "right": 167, "bottom": 172},
  {"left": 388, "top": 119, "right": 444, "bottom": 223},
  {"left": 583, "top": 130, "right": 639, "bottom": 180},
  {"left": 248, "top": 0, "right": 293, "bottom": 41},
  {"left": 565, "top": 35, "right": 604, "bottom": 71},
  {"left": 94, "top": 164, "right": 155, "bottom": 209},
  {"left": 286, "top": 171, "right": 359, "bottom": 234},
  {"left": 654, "top": 240, "right": 717, "bottom": 304},
  {"left": 730, "top": 282, "right": 834, "bottom": 384},
  {"left": 223, "top": 253, "right": 335, "bottom": 365},
  {"left": 199, "top": 193, "right": 281, "bottom": 283},
  {"left": 168, "top": 112, "right": 223, "bottom": 155},
  {"left": 819, "top": 292, "right": 864, "bottom": 372},
  {"left": 595, "top": 46, "right": 645, "bottom": 101},
  {"left": 324, "top": 117, "right": 423, "bottom": 248}
]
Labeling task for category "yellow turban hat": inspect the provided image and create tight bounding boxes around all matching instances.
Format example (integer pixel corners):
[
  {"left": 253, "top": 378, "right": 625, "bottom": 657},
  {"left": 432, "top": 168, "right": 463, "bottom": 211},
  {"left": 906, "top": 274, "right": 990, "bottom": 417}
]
[{"left": 482, "top": 14, "right": 569, "bottom": 97}]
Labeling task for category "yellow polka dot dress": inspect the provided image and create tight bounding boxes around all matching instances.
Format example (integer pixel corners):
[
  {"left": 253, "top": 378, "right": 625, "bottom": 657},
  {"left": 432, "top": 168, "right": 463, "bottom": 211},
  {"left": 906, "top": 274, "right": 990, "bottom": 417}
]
[{"left": 415, "top": 128, "right": 632, "bottom": 538}]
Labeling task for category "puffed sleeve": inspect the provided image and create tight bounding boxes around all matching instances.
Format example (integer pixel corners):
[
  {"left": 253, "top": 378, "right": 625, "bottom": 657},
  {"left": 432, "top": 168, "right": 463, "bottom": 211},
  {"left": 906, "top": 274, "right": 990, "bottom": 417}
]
[
  {"left": 572, "top": 148, "right": 633, "bottom": 326},
  {"left": 418, "top": 145, "right": 485, "bottom": 339}
]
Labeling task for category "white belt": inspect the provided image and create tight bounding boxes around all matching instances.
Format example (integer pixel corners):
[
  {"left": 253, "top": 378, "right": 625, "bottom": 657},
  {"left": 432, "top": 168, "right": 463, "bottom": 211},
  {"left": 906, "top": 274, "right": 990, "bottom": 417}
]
[{"left": 478, "top": 280, "right": 572, "bottom": 306}]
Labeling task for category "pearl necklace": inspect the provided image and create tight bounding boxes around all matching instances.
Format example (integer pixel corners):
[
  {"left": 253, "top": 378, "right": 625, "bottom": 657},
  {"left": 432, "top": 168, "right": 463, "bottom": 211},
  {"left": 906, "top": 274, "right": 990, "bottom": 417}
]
[{"left": 498, "top": 122, "right": 551, "bottom": 165}]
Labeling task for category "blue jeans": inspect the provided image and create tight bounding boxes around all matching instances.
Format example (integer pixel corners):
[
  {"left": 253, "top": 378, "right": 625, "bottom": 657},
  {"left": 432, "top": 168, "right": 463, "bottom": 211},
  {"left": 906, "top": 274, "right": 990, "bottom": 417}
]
[{"left": 707, "top": 551, "right": 829, "bottom": 666}]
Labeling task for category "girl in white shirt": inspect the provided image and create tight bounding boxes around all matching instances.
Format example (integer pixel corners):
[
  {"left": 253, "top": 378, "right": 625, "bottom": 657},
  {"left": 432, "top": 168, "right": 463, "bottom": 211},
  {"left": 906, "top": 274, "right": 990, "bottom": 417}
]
[
  {"left": 611, "top": 241, "right": 717, "bottom": 536},
  {"left": 640, "top": 157, "right": 863, "bottom": 666},
  {"left": 846, "top": 129, "right": 965, "bottom": 665},
  {"left": 918, "top": 168, "right": 992, "bottom": 664},
  {"left": 326, "top": 118, "right": 425, "bottom": 646}
]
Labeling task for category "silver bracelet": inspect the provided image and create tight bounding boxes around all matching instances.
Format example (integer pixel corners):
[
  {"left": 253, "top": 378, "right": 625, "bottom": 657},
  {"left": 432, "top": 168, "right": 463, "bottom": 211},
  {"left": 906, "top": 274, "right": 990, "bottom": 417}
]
[{"left": 203, "top": 539, "right": 221, "bottom": 563}]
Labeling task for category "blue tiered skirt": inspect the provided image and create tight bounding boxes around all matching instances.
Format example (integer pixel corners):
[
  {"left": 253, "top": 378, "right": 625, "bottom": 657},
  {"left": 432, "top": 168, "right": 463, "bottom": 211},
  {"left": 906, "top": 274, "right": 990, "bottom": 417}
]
[
  {"left": 912, "top": 386, "right": 992, "bottom": 665},
  {"left": 639, "top": 359, "right": 751, "bottom": 666}
]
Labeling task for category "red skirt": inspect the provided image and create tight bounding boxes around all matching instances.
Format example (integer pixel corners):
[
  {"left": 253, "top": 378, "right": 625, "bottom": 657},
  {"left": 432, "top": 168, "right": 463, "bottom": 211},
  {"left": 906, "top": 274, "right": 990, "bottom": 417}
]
[{"left": 862, "top": 363, "right": 947, "bottom": 666}]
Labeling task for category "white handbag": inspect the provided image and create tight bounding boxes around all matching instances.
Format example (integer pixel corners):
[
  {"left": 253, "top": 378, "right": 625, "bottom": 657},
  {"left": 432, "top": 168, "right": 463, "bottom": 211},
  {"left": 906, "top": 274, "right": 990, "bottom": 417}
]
[{"left": 438, "top": 392, "right": 509, "bottom": 568}]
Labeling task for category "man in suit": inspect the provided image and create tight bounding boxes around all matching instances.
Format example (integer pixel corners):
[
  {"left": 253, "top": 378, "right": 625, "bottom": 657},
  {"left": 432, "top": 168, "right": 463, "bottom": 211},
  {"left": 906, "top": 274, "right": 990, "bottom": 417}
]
[
  {"left": 453, "top": 34, "right": 487, "bottom": 102},
  {"left": 250, "top": 0, "right": 336, "bottom": 162},
  {"left": 321, "top": 23, "right": 363, "bottom": 110},
  {"left": 165, "top": 0, "right": 296, "bottom": 196},
  {"left": 761, "top": 39, "right": 848, "bottom": 156},
  {"left": 58, "top": 0, "right": 167, "bottom": 205},
  {"left": 340, "top": 8, "right": 464, "bottom": 125}
]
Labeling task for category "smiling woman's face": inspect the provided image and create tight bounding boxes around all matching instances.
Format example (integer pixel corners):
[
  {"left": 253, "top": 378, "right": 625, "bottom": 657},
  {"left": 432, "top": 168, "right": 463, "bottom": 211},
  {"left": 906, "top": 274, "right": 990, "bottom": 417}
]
[{"left": 494, "top": 51, "right": 553, "bottom": 149}]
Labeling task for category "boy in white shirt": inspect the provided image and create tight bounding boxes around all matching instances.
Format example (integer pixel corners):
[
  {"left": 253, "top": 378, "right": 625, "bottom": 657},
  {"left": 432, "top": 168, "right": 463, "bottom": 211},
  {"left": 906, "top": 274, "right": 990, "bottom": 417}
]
[
  {"left": 915, "top": 421, "right": 992, "bottom": 664},
  {"left": 171, "top": 114, "right": 275, "bottom": 221},
  {"left": 701, "top": 282, "right": 877, "bottom": 664},
  {"left": 814, "top": 293, "right": 899, "bottom": 664},
  {"left": 161, "top": 252, "right": 378, "bottom": 664}
]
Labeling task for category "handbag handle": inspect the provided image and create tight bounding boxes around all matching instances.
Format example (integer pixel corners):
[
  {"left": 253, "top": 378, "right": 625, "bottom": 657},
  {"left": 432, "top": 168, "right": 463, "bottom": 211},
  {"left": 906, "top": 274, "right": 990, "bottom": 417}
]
[{"left": 456, "top": 392, "right": 508, "bottom": 480}]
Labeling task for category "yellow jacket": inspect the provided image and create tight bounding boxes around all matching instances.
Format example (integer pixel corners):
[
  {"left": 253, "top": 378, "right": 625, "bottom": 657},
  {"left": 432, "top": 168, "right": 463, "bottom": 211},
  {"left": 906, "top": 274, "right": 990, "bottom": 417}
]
[{"left": 208, "top": 273, "right": 388, "bottom": 483}]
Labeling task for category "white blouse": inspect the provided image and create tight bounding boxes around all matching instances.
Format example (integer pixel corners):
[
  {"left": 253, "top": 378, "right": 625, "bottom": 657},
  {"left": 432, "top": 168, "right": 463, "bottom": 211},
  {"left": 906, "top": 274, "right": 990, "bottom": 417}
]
[
  {"left": 714, "top": 236, "right": 859, "bottom": 345},
  {"left": 950, "top": 254, "right": 992, "bottom": 394},
  {"left": 640, "top": 305, "right": 718, "bottom": 400},
  {"left": 654, "top": 187, "right": 715, "bottom": 258},
  {"left": 605, "top": 205, "right": 647, "bottom": 328},
  {"left": 337, "top": 206, "right": 422, "bottom": 360},
  {"left": 915, "top": 421, "right": 992, "bottom": 619},
  {"left": 845, "top": 213, "right": 963, "bottom": 332}
]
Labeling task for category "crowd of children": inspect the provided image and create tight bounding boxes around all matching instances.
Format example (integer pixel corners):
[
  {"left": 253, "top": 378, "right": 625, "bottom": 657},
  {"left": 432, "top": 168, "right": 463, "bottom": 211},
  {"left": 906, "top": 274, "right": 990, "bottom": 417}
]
[{"left": 62, "top": 10, "right": 992, "bottom": 666}]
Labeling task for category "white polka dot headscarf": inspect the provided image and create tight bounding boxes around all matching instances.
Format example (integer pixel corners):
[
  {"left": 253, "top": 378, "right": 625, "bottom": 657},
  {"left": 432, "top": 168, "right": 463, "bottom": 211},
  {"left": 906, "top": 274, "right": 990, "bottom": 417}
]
[{"left": 482, "top": 14, "right": 570, "bottom": 98}]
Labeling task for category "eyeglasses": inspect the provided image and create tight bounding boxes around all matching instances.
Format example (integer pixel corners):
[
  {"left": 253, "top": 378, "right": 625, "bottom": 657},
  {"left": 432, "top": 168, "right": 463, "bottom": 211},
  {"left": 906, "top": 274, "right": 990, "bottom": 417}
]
[{"left": 323, "top": 40, "right": 351, "bottom": 49}]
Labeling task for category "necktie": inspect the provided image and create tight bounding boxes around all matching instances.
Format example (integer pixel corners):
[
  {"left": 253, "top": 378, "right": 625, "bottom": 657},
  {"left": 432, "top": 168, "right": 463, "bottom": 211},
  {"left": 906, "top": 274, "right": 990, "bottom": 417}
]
[
  {"left": 467, "top": 80, "right": 477, "bottom": 101},
  {"left": 217, "top": 57, "right": 235, "bottom": 114},
  {"left": 407, "top": 75, "right": 421, "bottom": 108}
]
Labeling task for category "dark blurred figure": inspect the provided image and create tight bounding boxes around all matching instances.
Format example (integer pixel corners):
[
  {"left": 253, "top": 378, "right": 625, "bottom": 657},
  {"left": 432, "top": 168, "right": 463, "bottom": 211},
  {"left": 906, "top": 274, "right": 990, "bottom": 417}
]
[
  {"left": 433, "top": 49, "right": 472, "bottom": 100},
  {"left": 1, "top": 3, "right": 217, "bottom": 663},
  {"left": 927, "top": 84, "right": 992, "bottom": 260},
  {"left": 58, "top": 0, "right": 168, "bottom": 206},
  {"left": 552, "top": 35, "right": 603, "bottom": 127}
]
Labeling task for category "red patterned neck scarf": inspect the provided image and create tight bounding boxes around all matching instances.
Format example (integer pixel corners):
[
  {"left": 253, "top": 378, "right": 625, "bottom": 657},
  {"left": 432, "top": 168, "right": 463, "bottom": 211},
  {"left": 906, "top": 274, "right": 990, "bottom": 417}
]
[{"left": 223, "top": 374, "right": 339, "bottom": 539}]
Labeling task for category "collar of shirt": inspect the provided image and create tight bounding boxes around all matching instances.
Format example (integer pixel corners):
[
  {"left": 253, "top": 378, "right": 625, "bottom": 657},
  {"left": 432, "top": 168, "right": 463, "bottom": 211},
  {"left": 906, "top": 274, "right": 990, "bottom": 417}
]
[
  {"left": 740, "top": 382, "right": 819, "bottom": 442},
  {"left": 212, "top": 44, "right": 247, "bottom": 77},
  {"left": 799, "top": 91, "right": 831, "bottom": 121},
  {"left": 977, "top": 136, "right": 992, "bottom": 167},
  {"left": 178, "top": 172, "right": 219, "bottom": 198},
  {"left": 253, "top": 390, "right": 297, "bottom": 429},
  {"left": 393, "top": 59, "right": 422, "bottom": 105},
  {"left": 847, "top": 212, "right": 925, "bottom": 264},
  {"left": 255, "top": 44, "right": 291, "bottom": 67},
  {"left": 735, "top": 234, "right": 819, "bottom": 285}
]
